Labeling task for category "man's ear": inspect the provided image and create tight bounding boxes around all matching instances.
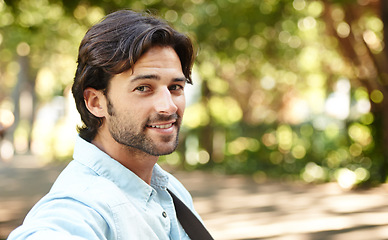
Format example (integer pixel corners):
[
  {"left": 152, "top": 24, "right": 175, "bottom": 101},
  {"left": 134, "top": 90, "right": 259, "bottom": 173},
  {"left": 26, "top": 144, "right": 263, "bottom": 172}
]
[{"left": 83, "top": 88, "right": 106, "bottom": 118}]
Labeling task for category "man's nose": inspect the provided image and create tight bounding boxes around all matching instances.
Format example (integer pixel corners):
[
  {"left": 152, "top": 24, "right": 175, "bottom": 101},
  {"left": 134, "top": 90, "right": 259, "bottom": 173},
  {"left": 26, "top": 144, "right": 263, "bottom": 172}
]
[{"left": 154, "top": 88, "right": 178, "bottom": 114}]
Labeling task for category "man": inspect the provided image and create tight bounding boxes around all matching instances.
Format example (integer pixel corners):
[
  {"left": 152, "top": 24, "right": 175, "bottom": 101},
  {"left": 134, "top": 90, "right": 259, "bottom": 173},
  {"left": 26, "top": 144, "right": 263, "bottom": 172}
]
[{"left": 8, "top": 10, "right": 210, "bottom": 240}]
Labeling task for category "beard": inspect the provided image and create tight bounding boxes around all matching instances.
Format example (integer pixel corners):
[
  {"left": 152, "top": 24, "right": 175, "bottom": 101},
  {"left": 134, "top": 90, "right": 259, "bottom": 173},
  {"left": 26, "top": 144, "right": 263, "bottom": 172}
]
[{"left": 106, "top": 98, "right": 181, "bottom": 156}]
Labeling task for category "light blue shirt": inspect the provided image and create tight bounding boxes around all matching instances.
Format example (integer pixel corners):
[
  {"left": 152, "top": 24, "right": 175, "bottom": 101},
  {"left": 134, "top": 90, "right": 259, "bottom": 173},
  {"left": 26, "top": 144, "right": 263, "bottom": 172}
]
[{"left": 8, "top": 136, "right": 199, "bottom": 240}]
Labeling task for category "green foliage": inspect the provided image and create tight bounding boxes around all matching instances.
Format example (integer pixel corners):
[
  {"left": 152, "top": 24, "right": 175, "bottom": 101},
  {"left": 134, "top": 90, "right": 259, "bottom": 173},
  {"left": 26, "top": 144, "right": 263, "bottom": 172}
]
[{"left": 1, "top": 0, "right": 387, "bottom": 188}]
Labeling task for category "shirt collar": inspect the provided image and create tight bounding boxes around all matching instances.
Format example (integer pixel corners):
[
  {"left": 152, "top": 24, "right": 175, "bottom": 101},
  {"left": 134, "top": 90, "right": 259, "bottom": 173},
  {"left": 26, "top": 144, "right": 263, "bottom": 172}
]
[
  {"left": 151, "top": 164, "right": 169, "bottom": 189},
  {"left": 73, "top": 135, "right": 169, "bottom": 206}
]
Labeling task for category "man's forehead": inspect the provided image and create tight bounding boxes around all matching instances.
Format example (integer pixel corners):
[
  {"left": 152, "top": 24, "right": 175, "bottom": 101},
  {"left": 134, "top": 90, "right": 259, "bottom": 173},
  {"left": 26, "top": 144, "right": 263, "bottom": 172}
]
[
  {"left": 129, "top": 48, "right": 183, "bottom": 73},
  {"left": 135, "top": 46, "right": 181, "bottom": 65}
]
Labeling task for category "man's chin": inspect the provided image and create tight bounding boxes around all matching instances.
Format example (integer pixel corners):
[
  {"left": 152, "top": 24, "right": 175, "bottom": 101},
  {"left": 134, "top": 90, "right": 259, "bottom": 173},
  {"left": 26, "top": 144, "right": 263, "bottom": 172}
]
[
  {"left": 112, "top": 131, "right": 179, "bottom": 156},
  {"left": 149, "top": 143, "right": 178, "bottom": 156}
]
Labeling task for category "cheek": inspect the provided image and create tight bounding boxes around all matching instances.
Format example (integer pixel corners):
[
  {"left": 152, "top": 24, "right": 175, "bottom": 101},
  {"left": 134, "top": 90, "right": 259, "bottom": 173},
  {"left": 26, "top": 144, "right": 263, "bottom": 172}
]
[
  {"left": 129, "top": 99, "right": 154, "bottom": 121},
  {"left": 176, "top": 96, "right": 186, "bottom": 113}
]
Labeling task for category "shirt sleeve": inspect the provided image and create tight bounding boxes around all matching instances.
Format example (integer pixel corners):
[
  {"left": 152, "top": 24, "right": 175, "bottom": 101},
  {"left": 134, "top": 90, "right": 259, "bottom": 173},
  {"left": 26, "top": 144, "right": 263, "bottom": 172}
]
[{"left": 7, "top": 196, "right": 114, "bottom": 240}]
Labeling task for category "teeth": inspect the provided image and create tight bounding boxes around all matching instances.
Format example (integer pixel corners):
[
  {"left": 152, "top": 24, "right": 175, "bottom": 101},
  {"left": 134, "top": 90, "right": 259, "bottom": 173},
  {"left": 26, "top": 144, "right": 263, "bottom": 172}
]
[{"left": 150, "top": 123, "right": 173, "bottom": 129}]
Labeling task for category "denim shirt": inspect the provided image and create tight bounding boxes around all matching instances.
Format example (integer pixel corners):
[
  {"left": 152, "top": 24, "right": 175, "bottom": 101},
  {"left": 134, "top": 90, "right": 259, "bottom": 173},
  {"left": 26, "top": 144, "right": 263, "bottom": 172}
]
[{"left": 8, "top": 136, "right": 197, "bottom": 240}]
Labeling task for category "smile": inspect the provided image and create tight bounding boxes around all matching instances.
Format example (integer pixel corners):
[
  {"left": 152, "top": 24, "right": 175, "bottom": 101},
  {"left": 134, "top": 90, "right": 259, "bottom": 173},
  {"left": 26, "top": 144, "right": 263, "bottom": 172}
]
[{"left": 148, "top": 123, "right": 174, "bottom": 129}]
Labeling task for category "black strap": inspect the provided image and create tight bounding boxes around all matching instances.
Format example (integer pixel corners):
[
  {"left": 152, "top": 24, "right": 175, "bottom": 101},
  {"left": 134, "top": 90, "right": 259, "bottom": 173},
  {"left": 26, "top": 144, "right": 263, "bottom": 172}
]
[{"left": 167, "top": 189, "right": 214, "bottom": 240}]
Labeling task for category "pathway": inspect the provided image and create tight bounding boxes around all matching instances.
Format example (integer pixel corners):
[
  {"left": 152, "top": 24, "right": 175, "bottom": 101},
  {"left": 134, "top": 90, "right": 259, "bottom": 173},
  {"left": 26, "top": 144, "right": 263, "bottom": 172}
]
[{"left": 1, "top": 155, "right": 388, "bottom": 240}]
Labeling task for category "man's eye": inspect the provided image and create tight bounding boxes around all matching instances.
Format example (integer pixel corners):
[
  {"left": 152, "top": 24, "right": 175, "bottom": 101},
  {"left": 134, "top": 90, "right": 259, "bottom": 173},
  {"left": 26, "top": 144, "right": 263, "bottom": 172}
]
[
  {"left": 170, "top": 85, "right": 184, "bottom": 91},
  {"left": 135, "top": 86, "right": 150, "bottom": 92}
]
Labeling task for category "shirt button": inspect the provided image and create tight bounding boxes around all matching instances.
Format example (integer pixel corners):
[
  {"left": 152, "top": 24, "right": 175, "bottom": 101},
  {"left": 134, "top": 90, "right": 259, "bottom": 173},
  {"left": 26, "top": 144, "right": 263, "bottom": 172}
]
[{"left": 162, "top": 211, "right": 167, "bottom": 218}]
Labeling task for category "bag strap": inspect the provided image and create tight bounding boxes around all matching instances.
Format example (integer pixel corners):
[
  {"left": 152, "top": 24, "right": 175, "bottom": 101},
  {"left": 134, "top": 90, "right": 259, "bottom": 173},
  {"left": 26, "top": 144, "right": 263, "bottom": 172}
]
[{"left": 167, "top": 189, "right": 214, "bottom": 240}]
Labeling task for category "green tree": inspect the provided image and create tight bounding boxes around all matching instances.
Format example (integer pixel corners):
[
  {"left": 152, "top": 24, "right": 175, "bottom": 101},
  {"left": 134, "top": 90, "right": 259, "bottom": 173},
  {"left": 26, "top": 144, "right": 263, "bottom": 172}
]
[{"left": 1, "top": 0, "right": 388, "bottom": 187}]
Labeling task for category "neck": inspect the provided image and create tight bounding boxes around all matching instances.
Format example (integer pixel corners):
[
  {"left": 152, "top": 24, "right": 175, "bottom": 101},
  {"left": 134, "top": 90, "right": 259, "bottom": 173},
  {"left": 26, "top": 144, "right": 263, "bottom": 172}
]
[{"left": 92, "top": 130, "right": 158, "bottom": 185}]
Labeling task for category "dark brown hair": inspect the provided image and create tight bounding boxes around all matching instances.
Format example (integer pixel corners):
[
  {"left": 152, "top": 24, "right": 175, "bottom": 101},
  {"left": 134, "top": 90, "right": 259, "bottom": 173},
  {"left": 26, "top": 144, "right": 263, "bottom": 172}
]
[{"left": 72, "top": 10, "right": 195, "bottom": 141}]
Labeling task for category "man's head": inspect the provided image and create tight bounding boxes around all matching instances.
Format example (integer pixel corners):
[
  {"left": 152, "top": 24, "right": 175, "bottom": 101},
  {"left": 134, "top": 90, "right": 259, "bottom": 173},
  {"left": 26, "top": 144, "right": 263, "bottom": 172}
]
[{"left": 72, "top": 10, "right": 194, "bottom": 143}]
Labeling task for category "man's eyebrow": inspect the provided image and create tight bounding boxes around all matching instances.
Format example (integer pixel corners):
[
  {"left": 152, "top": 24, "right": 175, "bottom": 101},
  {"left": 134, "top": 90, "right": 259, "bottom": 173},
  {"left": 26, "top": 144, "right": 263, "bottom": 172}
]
[
  {"left": 131, "top": 74, "right": 187, "bottom": 83},
  {"left": 131, "top": 74, "right": 160, "bottom": 82},
  {"left": 173, "top": 77, "right": 188, "bottom": 83}
]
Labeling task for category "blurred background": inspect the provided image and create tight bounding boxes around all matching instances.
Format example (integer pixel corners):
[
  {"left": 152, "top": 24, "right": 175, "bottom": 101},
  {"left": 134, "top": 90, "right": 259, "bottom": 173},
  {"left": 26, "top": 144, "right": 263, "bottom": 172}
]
[
  {"left": 1, "top": 0, "right": 388, "bottom": 188},
  {"left": 1, "top": 0, "right": 388, "bottom": 239}
]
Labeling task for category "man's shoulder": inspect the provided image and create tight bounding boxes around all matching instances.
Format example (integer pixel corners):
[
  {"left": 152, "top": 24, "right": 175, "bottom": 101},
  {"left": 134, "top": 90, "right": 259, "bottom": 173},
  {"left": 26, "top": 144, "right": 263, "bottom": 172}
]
[
  {"left": 163, "top": 170, "right": 194, "bottom": 207},
  {"left": 49, "top": 160, "right": 129, "bottom": 207}
]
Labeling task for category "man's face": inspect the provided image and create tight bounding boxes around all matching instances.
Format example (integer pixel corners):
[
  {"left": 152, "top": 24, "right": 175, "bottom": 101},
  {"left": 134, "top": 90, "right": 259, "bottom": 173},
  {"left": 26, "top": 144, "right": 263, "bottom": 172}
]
[{"left": 104, "top": 46, "right": 186, "bottom": 156}]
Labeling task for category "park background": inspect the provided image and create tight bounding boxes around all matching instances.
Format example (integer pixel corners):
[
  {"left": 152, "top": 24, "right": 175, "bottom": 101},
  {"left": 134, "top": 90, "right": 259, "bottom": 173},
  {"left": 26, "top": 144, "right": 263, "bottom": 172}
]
[{"left": 1, "top": 0, "right": 388, "bottom": 239}]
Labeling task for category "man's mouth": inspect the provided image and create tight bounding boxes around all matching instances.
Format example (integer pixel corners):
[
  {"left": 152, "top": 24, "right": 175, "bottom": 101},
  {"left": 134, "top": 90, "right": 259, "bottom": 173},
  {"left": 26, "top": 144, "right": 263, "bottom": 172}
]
[
  {"left": 145, "top": 113, "right": 179, "bottom": 130},
  {"left": 148, "top": 123, "right": 174, "bottom": 129}
]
